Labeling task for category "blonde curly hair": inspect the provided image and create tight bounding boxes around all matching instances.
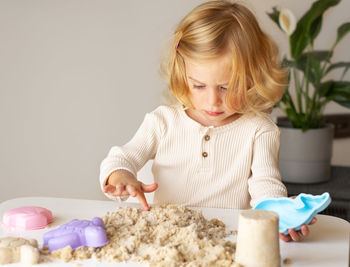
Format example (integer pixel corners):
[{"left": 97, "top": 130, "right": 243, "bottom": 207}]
[{"left": 162, "top": 0, "right": 287, "bottom": 114}]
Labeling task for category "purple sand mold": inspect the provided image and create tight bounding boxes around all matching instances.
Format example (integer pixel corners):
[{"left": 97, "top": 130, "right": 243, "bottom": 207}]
[{"left": 43, "top": 217, "right": 109, "bottom": 252}]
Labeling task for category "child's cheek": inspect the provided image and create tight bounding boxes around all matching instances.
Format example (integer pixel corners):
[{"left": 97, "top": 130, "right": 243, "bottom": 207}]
[{"left": 227, "top": 96, "right": 241, "bottom": 112}]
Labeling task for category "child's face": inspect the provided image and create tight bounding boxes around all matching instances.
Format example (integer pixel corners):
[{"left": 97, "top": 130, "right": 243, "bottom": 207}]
[{"left": 185, "top": 54, "right": 238, "bottom": 127}]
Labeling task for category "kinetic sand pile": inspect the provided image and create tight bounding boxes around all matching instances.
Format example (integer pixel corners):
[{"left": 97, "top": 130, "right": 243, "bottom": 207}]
[{"left": 50, "top": 205, "right": 239, "bottom": 266}]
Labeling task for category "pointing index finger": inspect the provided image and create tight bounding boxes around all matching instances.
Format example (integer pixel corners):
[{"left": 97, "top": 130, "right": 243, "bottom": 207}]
[{"left": 136, "top": 191, "right": 150, "bottom": 211}]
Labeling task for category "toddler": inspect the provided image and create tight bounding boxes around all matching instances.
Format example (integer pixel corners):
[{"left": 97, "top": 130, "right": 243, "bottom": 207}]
[{"left": 100, "top": 0, "right": 315, "bottom": 242}]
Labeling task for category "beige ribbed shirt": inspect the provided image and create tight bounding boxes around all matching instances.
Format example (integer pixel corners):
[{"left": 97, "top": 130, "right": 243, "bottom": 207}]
[{"left": 100, "top": 105, "right": 287, "bottom": 209}]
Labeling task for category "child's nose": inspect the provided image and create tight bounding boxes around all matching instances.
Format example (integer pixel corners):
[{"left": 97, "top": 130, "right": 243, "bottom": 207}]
[{"left": 207, "top": 88, "right": 222, "bottom": 106}]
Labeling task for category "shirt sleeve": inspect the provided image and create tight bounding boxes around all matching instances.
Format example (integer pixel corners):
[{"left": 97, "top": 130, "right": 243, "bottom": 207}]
[
  {"left": 248, "top": 122, "right": 288, "bottom": 207},
  {"left": 99, "top": 111, "right": 162, "bottom": 199}
]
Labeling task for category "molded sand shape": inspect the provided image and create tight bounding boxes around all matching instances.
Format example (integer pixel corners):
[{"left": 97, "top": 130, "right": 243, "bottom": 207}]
[{"left": 0, "top": 237, "right": 40, "bottom": 264}]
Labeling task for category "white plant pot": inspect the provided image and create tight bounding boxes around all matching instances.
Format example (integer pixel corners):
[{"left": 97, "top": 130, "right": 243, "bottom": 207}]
[{"left": 278, "top": 123, "right": 334, "bottom": 184}]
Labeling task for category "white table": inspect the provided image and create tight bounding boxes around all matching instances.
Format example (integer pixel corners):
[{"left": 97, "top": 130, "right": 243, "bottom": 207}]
[{"left": 0, "top": 197, "right": 349, "bottom": 266}]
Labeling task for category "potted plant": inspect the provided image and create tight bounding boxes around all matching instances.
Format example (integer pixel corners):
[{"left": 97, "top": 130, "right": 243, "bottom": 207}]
[{"left": 267, "top": 0, "right": 350, "bottom": 183}]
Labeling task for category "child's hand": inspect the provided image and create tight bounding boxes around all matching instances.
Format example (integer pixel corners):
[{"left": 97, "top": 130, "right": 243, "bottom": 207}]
[
  {"left": 104, "top": 169, "right": 158, "bottom": 211},
  {"left": 279, "top": 195, "right": 317, "bottom": 242},
  {"left": 279, "top": 217, "right": 317, "bottom": 242}
]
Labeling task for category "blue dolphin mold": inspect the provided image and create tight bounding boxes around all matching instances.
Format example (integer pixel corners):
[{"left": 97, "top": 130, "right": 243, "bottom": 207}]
[{"left": 253, "top": 192, "right": 331, "bottom": 234}]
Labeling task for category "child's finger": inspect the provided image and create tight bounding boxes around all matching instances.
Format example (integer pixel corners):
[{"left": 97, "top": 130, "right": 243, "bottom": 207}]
[
  {"left": 288, "top": 229, "right": 301, "bottom": 242},
  {"left": 300, "top": 225, "right": 309, "bottom": 236},
  {"left": 135, "top": 191, "right": 150, "bottom": 211},
  {"left": 126, "top": 184, "right": 138, "bottom": 197},
  {"left": 104, "top": 185, "right": 115, "bottom": 194},
  {"left": 141, "top": 182, "right": 158, "bottom": 193},
  {"left": 279, "top": 233, "right": 291, "bottom": 242},
  {"left": 115, "top": 184, "right": 125, "bottom": 196},
  {"left": 309, "top": 217, "right": 317, "bottom": 225},
  {"left": 120, "top": 190, "right": 131, "bottom": 196}
]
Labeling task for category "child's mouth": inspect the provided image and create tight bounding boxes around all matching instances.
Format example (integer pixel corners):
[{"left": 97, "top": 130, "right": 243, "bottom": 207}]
[{"left": 205, "top": 111, "right": 224, "bottom": 116}]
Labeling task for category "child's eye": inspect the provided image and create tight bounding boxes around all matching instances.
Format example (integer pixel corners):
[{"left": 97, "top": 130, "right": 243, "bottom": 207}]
[
  {"left": 219, "top": 86, "right": 228, "bottom": 91},
  {"left": 193, "top": 84, "right": 205, "bottom": 89}
]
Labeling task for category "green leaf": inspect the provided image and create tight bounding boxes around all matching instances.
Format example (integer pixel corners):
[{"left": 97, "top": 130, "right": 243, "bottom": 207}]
[
  {"left": 290, "top": 0, "right": 340, "bottom": 59},
  {"left": 332, "top": 95, "right": 350, "bottom": 108},
  {"left": 320, "top": 80, "right": 350, "bottom": 108},
  {"left": 335, "top": 22, "right": 350, "bottom": 47},
  {"left": 281, "top": 57, "right": 293, "bottom": 68},
  {"left": 300, "top": 50, "right": 331, "bottom": 62},
  {"left": 285, "top": 108, "right": 300, "bottom": 126},
  {"left": 319, "top": 80, "right": 334, "bottom": 97},
  {"left": 325, "top": 62, "right": 350, "bottom": 77},
  {"left": 309, "top": 16, "right": 323, "bottom": 45},
  {"left": 267, "top": 7, "right": 281, "bottom": 30},
  {"left": 294, "top": 51, "right": 332, "bottom": 85}
]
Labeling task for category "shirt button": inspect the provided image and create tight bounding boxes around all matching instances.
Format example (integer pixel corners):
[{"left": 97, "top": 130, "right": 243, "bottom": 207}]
[
  {"left": 202, "top": 152, "right": 208, "bottom": 157},
  {"left": 204, "top": 135, "right": 210, "bottom": 141}
]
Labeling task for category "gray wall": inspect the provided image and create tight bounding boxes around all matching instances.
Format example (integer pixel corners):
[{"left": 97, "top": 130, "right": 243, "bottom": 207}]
[{"left": 1, "top": 0, "right": 349, "bottom": 202}]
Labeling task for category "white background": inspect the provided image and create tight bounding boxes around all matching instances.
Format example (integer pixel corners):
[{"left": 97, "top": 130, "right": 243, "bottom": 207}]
[{"left": 0, "top": 0, "right": 349, "bottom": 202}]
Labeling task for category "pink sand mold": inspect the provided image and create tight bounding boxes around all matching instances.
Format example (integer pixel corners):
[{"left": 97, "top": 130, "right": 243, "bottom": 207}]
[
  {"left": 2, "top": 206, "right": 53, "bottom": 230},
  {"left": 43, "top": 217, "right": 108, "bottom": 252}
]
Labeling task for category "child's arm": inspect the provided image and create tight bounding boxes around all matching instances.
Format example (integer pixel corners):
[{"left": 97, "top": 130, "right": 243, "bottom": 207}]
[
  {"left": 247, "top": 120, "right": 319, "bottom": 242},
  {"left": 103, "top": 169, "right": 158, "bottom": 211},
  {"left": 100, "top": 109, "right": 164, "bottom": 206},
  {"left": 248, "top": 122, "right": 287, "bottom": 207}
]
